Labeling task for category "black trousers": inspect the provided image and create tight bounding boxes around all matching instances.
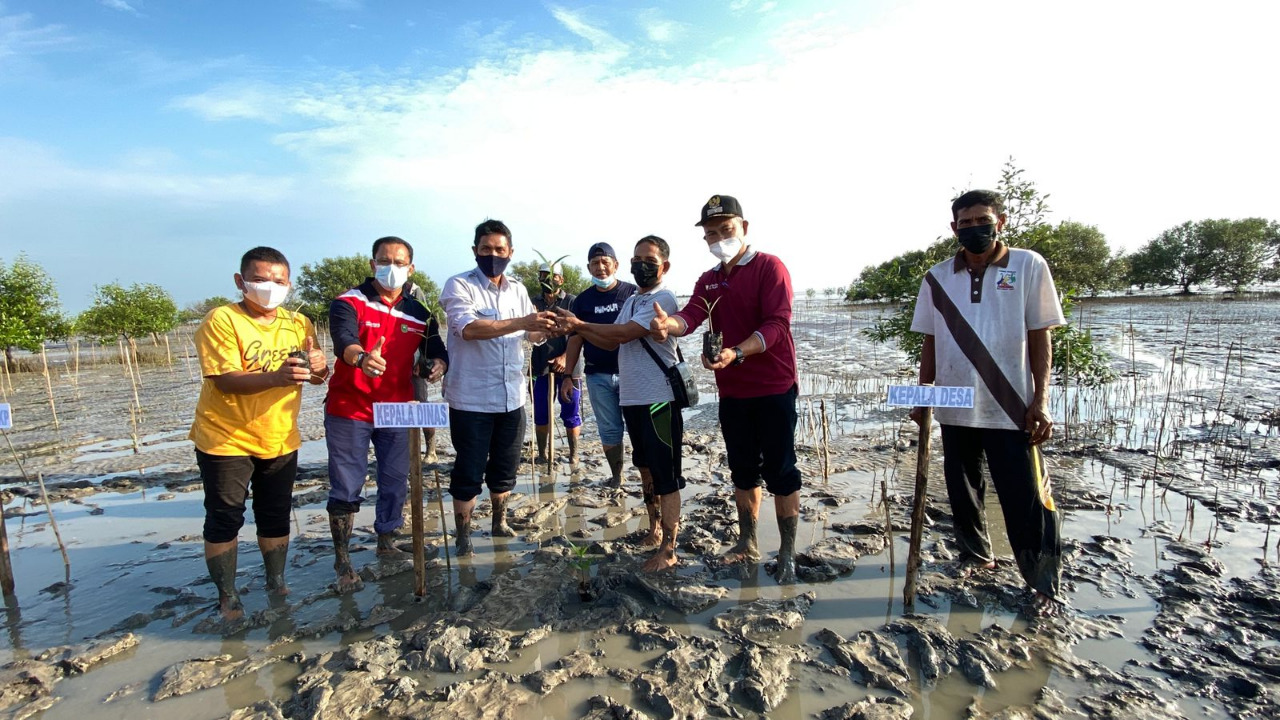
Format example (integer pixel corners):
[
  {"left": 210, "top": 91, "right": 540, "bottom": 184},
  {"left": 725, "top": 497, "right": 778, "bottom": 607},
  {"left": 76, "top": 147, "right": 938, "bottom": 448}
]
[
  {"left": 197, "top": 450, "right": 297, "bottom": 543},
  {"left": 448, "top": 407, "right": 525, "bottom": 502},
  {"left": 622, "top": 402, "right": 685, "bottom": 497},
  {"left": 718, "top": 386, "right": 802, "bottom": 496},
  {"left": 940, "top": 424, "right": 1062, "bottom": 598}
]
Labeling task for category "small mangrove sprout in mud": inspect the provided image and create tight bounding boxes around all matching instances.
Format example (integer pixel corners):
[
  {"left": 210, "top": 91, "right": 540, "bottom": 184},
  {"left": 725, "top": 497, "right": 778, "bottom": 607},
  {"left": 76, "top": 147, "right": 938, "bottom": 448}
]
[
  {"left": 569, "top": 541, "right": 595, "bottom": 601},
  {"left": 699, "top": 296, "right": 724, "bottom": 362}
]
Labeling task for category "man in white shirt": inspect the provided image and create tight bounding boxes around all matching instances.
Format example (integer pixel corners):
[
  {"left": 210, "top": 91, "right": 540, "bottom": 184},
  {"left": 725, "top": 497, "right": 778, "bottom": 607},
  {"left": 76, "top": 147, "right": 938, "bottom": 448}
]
[
  {"left": 910, "top": 189, "right": 1066, "bottom": 616},
  {"left": 440, "top": 219, "right": 559, "bottom": 556}
]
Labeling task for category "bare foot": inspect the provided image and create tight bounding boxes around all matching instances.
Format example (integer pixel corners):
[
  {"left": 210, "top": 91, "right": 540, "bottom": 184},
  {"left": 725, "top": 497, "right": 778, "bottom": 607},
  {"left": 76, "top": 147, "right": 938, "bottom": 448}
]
[
  {"left": 774, "top": 553, "right": 797, "bottom": 584},
  {"left": 639, "top": 527, "right": 663, "bottom": 548},
  {"left": 455, "top": 533, "right": 474, "bottom": 556},
  {"left": 721, "top": 540, "right": 761, "bottom": 565},
  {"left": 265, "top": 576, "right": 290, "bottom": 598},
  {"left": 1030, "top": 591, "right": 1064, "bottom": 618},
  {"left": 642, "top": 548, "right": 678, "bottom": 572},
  {"left": 959, "top": 559, "right": 997, "bottom": 578},
  {"left": 334, "top": 564, "right": 363, "bottom": 594},
  {"left": 218, "top": 595, "right": 244, "bottom": 622}
]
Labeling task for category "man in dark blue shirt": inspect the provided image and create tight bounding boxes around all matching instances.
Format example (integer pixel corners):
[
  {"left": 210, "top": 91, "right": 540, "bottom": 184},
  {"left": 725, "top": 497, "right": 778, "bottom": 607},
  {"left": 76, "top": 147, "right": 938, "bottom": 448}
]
[{"left": 560, "top": 242, "right": 637, "bottom": 486}]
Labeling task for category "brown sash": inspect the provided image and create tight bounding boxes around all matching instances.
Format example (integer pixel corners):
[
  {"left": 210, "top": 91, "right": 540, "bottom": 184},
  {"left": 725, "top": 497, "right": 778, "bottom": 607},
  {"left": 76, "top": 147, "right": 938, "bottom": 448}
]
[{"left": 924, "top": 272, "right": 1026, "bottom": 429}]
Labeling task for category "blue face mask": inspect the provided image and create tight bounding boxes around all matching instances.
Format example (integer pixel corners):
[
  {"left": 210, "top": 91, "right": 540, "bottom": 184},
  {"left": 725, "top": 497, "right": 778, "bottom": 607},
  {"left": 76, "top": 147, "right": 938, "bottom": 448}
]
[
  {"left": 477, "top": 254, "right": 510, "bottom": 278},
  {"left": 590, "top": 274, "right": 615, "bottom": 289}
]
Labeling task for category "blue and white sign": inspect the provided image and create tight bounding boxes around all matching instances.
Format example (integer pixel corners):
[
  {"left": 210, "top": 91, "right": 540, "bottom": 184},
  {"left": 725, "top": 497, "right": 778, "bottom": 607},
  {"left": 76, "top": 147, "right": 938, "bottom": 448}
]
[
  {"left": 0, "top": 403, "right": 9, "bottom": 430},
  {"left": 373, "top": 402, "right": 450, "bottom": 428},
  {"left": 886, "top": 385, "right": 975, "bottom": 409}
]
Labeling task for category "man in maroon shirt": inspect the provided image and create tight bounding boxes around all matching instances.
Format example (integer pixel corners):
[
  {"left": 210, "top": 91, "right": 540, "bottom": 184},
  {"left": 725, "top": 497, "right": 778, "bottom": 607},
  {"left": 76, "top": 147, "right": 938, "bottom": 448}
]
[{"left": 650, "top": 195, "right": 802, "bottom": 583}]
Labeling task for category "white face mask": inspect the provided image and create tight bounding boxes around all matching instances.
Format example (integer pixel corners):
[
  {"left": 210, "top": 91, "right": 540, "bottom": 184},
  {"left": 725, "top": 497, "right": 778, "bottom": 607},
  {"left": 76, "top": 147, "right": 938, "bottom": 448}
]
[
  {"left": 241, "top": 280, "right": 289, "bottom": 310},
  {"left": 590, "top": 274, "right": 615, "bottom": 289},
  {"left": 375, "top": 263, "right": 410, "bottom": 291},
  {"left": 709, "top": 236, "right": 743, "bottom": 264}
]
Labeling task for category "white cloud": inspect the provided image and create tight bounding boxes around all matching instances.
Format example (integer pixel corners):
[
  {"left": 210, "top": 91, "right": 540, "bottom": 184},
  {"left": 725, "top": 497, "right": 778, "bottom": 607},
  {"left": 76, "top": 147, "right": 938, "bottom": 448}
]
[
  {"left": 99, "top": 0, "right": 139, "bottom": 14},
  {"left": 638, "top": 9, "right": 683, "bottom": 44},
  {"left": 0, "top": 10, "right": 76, "bottom": 63},
  {"left": 549, "top": 5, "right": 625, "bottom": 52}
]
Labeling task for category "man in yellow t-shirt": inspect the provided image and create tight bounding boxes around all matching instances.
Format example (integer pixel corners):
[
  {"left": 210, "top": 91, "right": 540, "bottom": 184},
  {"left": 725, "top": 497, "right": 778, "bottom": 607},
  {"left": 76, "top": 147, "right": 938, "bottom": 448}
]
[{"left": 190, "top": 246, "right": 329, "bottom": 622}]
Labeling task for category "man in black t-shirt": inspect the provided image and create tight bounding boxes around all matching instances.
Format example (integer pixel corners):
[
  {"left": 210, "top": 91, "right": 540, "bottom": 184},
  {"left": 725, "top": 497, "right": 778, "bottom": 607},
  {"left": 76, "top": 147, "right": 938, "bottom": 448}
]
[
  {"left": 560, "top": 242, "right": 637, "bottom": 486},
  {"left": 531, "top": 262, "right": 581, "bottom": 464}
]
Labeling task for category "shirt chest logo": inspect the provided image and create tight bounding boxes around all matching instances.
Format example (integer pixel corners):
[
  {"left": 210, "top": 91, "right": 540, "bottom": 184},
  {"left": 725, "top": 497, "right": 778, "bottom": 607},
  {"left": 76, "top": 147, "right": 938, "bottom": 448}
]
[
  {"left": 364, "top": 321, "right": 381, "bottom": 328},
  {"left": 400, "top": 323, "right": 413, "bottom": 333},
  {"left": 595, "top": 302, "right": 619, "bottom": 314},
  {"left": 996, "top": 270, "right": 1017, "bottom": 291},
  {"left": 705, "top": 283, "right": 720, "bottom": 291}
]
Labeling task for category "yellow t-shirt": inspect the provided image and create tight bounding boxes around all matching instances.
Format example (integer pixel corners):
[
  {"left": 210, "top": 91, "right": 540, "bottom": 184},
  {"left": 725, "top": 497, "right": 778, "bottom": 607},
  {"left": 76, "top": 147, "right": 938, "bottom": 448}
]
[{"left": 189, "top": 304, "right": 317, "bottom": 458}]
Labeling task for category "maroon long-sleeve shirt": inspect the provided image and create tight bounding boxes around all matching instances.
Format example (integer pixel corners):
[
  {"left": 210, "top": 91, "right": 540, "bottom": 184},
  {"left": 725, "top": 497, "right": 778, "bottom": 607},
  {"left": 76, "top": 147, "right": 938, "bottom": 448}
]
[{"left": 672, "top": 248, "right": 798, "bottom": 400}]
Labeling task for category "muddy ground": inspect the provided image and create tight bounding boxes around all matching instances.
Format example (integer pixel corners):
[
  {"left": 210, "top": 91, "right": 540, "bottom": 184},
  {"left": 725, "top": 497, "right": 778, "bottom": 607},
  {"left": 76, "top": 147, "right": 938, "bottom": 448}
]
[{"left": 0, "top": 295, "right": 1277, "bottom": 719}]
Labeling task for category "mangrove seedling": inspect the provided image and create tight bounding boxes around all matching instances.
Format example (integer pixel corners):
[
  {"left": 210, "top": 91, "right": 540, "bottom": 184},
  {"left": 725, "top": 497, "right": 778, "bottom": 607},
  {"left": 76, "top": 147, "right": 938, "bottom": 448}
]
[
  {"left": 533, "top": 250, "right": 571, "bottom": 295},
  {"left": 568, "top": 541, "right": 595, "bottom": 601},
  {"left": 698, "top": 296, "right": 724, "bottom": 363}
]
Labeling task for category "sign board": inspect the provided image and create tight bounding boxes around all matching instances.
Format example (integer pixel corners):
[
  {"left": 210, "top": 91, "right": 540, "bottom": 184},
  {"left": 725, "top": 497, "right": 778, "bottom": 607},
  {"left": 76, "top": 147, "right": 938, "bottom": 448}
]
[
  {"left": 885, "top": 385, "right": 975, "bottom": 409},
  {"left": 0, "top": 403, "right": 9, "bottom": 430},
  {"left": 373, "top": 402, "right": 450, "bottom": 428}
]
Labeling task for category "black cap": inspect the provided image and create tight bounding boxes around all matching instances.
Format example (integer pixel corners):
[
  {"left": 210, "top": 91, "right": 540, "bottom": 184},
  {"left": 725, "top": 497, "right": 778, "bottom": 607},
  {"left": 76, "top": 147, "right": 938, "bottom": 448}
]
[
  {"left": 695, "top": 194, "right": 744, "bottom": 227},
  {"left": 587, "top": 242, "right": 616, "bottom": 261}
]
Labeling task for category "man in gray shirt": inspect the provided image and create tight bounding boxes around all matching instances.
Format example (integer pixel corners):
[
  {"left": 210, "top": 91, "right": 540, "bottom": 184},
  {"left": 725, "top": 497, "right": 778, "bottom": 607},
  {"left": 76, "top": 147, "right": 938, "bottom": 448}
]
[{"left": 556, "top": 236, "right": 684, "bottom": 572}]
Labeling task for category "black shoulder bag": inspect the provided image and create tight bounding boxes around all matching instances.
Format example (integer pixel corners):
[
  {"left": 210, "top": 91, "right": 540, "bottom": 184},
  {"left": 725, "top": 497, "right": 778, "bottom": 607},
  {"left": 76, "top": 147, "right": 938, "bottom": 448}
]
[{"left": 639, "top": 338, "right": 699, "bottom": 410}]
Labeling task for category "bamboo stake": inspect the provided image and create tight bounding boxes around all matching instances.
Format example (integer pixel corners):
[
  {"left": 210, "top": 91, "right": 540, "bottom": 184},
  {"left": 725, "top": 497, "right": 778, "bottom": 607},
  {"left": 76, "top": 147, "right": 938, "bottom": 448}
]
[
  {"left": 36, "top": 473, "right": 71, "bottom": 585},
  {"left": 902, "top": 406, "right": 933, "bottom": 610},
  {"left": 410, "top": 430, "right": 425, "bottom": 597},
  {"left": 163, "top": 335, "right": 174, "bottom": 372},
  {"left": 820, "top": 399, "right": 831, "bottom": 484},
  {"left": 39, "top": 346, "right": 58, "bottom": 430},
  {"left": 546, "top": 373, "right": 555, "bottom": 475},
  {"left": 434, "top": 469, "right": 452, "bottom": 575}
]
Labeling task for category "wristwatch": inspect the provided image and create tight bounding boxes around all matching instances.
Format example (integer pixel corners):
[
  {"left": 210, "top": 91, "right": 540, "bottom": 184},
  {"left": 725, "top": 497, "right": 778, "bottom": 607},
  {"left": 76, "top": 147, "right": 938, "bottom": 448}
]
[
  {"left": 731, "top": 347, "right": 745, "bottom": 365},
  {"left": 354, "top": 351, "right": 369, "bottom": 368}
]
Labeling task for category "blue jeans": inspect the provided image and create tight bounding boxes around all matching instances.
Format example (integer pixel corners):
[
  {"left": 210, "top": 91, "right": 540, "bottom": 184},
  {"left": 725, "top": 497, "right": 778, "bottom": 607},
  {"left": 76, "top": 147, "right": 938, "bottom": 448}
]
[
  {"left": 324, "top": 413, "right": 409, "bottom": 535},
  {"left": 585, "top": 373, "right": 624, "bottom": 446}
]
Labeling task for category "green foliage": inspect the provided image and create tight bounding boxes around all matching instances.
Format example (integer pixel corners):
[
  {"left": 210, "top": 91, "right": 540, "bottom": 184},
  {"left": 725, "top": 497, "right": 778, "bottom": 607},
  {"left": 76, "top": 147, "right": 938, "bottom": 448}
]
[
  {"left": 0, "top": 255, "right": 69, "bottom": 362},
  {"left": 510, "top": 259, "right": 589, "bottom": 299},
  {"left": 1126, "top": 218, "right": 1280, "bottom": 292},
  {"left": 294, "top": 254, "right": 440, "bottom": 320},
  {"left": 1035, "top": 221, "right": 1124, "bottom": 295},
  {"left": 180, "top": 295, "right": 235, "bottom": 323},
  {"left": 77, "top": 283, "right": 178, "bottom": 341},
  {"left": 855, "top": 158, "right": 1114, "bottom": 384}
]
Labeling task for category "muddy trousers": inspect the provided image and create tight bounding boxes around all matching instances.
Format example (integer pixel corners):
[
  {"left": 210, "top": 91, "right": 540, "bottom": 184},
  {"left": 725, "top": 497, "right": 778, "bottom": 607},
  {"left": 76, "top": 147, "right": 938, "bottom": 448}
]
[{"left": 940, "top": 425, "right": 1061, "bottom": 599}]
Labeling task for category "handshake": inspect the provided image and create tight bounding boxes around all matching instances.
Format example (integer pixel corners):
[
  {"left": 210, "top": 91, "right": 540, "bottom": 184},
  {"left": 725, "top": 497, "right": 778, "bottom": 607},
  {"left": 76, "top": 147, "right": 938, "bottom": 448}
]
[{"left": 521, "top": 308, "right": 579, "bottom": 337}]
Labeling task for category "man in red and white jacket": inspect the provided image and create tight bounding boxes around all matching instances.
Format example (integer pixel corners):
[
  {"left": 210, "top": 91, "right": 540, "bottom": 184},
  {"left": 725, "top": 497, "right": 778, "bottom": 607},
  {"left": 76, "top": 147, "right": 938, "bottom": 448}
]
[
  {"left": 650, "top": 195, "right": 802, "bottom": 584},
  {"left": 325, "top": 236, "right": 447, "bottom": 592}
]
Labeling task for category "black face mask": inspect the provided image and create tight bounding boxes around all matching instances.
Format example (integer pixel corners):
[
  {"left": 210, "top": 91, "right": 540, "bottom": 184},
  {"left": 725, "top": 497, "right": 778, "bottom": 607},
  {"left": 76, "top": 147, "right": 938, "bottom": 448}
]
[
  {"left": 957, "top": 224, "right": 997, "bottom": 254},
  {"left": 477, "top": 254, "right": 511, "bottom": 278},
  {"left": 631, "top": 260, "right": 660, "bottom": 288}
]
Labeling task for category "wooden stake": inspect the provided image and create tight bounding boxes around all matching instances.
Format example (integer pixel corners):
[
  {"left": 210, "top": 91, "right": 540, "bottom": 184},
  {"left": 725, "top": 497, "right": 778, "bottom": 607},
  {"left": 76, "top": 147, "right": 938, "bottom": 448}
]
[
  {"left": 36, "top": 473, "right": 71, "bottom": 585},
  {"left": 39, "top": 345, "right": 58, "bottom": 430},
  {"left": 163, "top": 335, "right": 174, "bottom": 372},
  {"left": 0, "top": 502, "right": 13, "bottom": 601},
  {"left": 902, "top": 406, "right": 933, "bottom": 610},
  {"left": 410, "top": 430, "right": 425, "bottom": 597},
  {"left": 820, "top": 399, "right": 831, "bottom": 484}
]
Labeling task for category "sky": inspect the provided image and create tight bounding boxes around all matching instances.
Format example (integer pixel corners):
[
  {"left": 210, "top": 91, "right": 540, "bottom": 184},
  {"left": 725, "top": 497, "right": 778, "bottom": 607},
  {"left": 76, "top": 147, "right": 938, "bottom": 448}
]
[{"left": 1, "top": 0, "right": 1277, "bottom": 312}]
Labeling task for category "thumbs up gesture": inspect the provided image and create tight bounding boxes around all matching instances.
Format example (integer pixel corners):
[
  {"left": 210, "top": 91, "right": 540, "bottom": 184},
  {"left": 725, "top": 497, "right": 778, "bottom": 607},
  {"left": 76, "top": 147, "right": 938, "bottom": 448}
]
[
  {"left": 306, "top": 336, "right": 328, "bottom": 375},
  {"left": 650, "top": 302, "right": 671, "bottom": 342},
  {"left": 362, "top": 337, "right": 388, "bottom": 378}
]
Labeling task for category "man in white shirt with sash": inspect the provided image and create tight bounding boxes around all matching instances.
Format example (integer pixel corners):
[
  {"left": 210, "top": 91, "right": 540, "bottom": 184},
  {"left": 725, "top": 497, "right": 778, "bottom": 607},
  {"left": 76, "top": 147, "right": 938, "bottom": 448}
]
[{"left": 910, "top": 189, "right": 1066, "bottom": 616}]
